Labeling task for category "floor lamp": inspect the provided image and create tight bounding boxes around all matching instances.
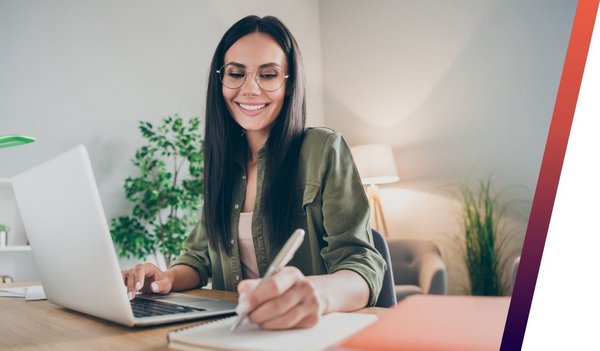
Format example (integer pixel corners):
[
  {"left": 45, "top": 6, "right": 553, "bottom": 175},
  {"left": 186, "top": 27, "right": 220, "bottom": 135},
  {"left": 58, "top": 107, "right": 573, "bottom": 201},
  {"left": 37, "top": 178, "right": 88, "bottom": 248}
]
[{"left": 350, "top": 144, "right": 399, "bottom": 238}]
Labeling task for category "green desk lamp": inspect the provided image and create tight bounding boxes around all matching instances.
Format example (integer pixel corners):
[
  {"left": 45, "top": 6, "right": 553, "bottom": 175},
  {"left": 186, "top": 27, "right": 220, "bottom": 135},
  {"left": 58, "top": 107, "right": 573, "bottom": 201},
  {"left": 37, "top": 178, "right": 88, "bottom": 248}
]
[{"left": 0, "top": 135, "right": 36, "bottom": 149}]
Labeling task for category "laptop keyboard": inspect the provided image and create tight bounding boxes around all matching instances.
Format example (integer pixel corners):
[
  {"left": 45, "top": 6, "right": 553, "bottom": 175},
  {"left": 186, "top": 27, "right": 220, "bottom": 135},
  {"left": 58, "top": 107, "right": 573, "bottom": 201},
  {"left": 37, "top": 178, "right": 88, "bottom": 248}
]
[{"left": 131, "top": 298, "right": 206, "bottom": 318}]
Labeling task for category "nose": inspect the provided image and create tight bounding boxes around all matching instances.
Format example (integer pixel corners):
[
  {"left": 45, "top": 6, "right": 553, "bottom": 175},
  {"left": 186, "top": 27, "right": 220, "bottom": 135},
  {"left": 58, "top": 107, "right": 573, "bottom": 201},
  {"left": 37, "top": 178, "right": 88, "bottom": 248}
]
[{"left": 239, "top": 72, "right": 261, "bottom": 96}]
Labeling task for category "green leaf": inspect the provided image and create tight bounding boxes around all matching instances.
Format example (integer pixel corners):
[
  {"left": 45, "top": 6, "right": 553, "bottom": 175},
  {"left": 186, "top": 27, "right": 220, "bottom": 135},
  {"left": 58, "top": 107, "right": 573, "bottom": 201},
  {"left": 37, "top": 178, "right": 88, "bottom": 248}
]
[
  {"left": 455, "top": 177, "right": 511, "bottom": 296},
  {"left": 111, "top": 114, "right": 204, "bottom": 261}
]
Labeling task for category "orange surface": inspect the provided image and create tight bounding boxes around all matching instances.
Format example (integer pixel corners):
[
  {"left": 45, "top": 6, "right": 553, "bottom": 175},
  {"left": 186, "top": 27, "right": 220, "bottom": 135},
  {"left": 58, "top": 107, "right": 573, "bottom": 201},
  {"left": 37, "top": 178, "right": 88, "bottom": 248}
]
[{"left": 339, "top": 295, "right": 510, "bottom": 351}]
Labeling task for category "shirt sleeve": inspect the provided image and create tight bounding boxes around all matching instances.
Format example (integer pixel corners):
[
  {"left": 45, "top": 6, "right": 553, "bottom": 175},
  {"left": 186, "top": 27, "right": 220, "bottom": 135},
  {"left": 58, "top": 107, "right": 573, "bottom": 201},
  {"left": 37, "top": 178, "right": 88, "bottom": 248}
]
[
  {"left": 319, "top": 132, "right": 386, "bottom": 306},
  {"left": 170, "top": 205, "right": 212, "bottom": 288}
]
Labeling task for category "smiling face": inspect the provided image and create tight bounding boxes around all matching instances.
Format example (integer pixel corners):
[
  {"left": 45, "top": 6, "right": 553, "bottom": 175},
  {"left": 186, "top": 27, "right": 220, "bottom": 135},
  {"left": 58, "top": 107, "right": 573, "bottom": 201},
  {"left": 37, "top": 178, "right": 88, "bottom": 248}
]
[{"left": 222, "top": 32, "right": 288, "bottom": 141}]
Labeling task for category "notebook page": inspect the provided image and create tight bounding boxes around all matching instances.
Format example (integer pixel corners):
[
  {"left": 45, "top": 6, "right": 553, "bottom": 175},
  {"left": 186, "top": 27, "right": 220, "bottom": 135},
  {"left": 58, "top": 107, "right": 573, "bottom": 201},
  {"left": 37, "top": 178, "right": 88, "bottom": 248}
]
[{"left": 168, "top": 312, "right": 378, "bottom": 351}]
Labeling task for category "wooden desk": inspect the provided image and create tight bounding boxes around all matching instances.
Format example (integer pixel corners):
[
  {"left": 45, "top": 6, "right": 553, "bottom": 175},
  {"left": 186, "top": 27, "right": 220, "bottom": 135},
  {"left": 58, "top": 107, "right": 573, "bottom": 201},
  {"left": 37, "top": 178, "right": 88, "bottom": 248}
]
[{"left": 0, "top": 282, "right": 387, "bottom": 350}]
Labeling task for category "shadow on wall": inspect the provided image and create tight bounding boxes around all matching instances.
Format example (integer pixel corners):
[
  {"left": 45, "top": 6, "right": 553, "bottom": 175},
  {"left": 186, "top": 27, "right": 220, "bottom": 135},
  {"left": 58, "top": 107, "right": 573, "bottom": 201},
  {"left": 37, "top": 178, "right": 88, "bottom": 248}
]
[{"left": 378, "top": 187, "right": 526, "bottom": 295}]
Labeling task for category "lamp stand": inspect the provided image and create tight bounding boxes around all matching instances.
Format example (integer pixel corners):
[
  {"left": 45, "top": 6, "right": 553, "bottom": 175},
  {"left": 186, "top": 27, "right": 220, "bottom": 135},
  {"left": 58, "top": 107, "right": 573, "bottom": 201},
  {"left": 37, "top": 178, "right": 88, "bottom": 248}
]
[{"left": 366, "top": 184, "right": 389, "bottom": 237}]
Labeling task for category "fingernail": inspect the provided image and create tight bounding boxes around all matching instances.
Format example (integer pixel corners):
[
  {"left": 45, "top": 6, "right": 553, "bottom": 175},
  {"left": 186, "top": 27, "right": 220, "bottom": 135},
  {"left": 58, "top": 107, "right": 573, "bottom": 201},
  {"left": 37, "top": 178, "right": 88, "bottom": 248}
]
[
  {"left": 151, "top": 282, "right": 159, "bottom": 292},
  {"left": 128, "top": 291, "right": 133, "bottom": 300},
  {"left": 238, "top": 292, "right": 248, "bottom": 302},
  {"left": 236, "top": 301, "right": 250, "bottom": 315},
  {"left": 135, "top": 282, "right": 141, "bottom": 291}
]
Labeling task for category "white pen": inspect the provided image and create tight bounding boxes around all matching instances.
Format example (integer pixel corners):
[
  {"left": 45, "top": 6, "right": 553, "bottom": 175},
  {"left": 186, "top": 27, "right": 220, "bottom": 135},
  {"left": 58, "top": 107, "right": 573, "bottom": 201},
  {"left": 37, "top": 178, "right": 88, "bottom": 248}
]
[{"left": 229, "top": 228, "right": 306, "bottom": 333}]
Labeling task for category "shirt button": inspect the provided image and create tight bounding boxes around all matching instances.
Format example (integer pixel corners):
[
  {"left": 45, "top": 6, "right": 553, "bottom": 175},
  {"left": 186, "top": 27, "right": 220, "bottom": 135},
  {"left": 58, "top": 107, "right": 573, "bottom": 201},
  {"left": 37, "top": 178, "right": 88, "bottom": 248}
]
[
  {"left": 242, "top": 175, "right": 246, "bottom": 180},
  {"left": 235, "top": 275, "right": 240, "bottom": 281},
  {"left": 234, "top": 204, "right": 239, "bottom": 209},
  {"left": 230, "top": 239, "right": 235, "bottom": 244}
]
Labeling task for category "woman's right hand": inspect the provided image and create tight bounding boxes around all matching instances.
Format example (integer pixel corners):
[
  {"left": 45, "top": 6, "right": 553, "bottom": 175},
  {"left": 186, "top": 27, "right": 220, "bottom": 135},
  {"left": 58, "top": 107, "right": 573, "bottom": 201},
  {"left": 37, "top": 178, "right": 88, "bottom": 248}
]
[{"left": 121, "top": 263, "right": 174, "bottom": 300}]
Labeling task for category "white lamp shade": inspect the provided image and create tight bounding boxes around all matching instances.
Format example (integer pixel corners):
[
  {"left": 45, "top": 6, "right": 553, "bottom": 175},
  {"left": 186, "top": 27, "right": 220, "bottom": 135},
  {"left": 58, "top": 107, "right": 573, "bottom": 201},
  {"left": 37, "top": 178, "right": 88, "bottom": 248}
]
[{"left": 350, "top": 144, "right": 399, "bottom": 185}]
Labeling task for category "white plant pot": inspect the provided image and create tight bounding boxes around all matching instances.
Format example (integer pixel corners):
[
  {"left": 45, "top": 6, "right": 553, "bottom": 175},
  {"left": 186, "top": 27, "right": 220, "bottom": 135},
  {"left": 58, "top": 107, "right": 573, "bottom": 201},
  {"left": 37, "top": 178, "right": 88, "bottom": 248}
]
[{"left": 0, "top": 231, "right": 7, "bottom": 247}]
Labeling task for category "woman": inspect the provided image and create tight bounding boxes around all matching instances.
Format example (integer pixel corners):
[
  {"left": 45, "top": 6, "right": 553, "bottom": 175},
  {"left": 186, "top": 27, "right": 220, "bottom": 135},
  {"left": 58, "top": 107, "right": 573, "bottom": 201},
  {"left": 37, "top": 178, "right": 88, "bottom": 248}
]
[{"left": 123, "top": 15, "right": 385, "bottom": 330}]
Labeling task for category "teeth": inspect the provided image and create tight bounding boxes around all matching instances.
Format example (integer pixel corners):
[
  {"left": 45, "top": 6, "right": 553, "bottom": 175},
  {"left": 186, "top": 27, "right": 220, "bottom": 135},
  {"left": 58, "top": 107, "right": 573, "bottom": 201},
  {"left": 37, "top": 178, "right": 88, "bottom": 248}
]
[{"left": 239, "top": 103, "right": 266, "bottom": 111}]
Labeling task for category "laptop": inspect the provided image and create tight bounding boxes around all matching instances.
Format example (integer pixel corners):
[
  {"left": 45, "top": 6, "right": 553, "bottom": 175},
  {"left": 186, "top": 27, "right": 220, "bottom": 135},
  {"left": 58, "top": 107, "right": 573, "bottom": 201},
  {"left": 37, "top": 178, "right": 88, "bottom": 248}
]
[{"left": 12, "top": 145, "right": 237, "bottom": 326}]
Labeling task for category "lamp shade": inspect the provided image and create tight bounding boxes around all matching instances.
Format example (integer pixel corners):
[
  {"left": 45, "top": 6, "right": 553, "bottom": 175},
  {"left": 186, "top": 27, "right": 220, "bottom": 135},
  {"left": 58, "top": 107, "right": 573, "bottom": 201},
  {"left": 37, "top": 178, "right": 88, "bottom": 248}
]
[{"left": 350, "top": 144, "right": 399, "bottom": 185}]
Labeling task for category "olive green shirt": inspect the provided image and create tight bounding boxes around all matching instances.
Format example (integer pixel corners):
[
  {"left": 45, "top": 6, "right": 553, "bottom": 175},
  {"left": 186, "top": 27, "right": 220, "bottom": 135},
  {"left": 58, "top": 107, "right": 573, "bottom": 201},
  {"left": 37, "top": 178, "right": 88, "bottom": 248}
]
[{"left": 171, "top": 127, "right": 386, "bottom": 306}]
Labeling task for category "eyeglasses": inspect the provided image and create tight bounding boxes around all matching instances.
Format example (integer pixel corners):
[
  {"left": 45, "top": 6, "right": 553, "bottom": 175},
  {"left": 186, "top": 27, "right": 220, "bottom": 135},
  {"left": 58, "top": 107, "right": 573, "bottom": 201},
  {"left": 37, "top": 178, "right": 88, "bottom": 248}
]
[{"left": 217, "top": 63, "right": 289, "bottom": 92}]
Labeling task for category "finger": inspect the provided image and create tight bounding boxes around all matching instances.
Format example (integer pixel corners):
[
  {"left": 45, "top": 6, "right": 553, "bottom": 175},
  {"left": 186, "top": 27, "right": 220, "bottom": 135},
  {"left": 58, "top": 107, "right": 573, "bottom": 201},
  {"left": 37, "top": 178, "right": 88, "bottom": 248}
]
[
  {"left": 121, "top": 269, "right": 131, "bottom": 285},
  {"left": 138, "top": 264, "right": 169, "bottom": 294},
  {"left": 252, "top": 267, "right": 303, "bottom": 301},
  {"left": 237, "top": 278, "right": 260, "bottom": 295},
  {"left": 248, "top": 280, "right": 305, "bottom": 324},
  {"left": 238, "top": 267, "right": 303, "bottom": 315},
  {"left": 133, "top": 264, "right": 147, "bottom": 292},
  {"left": 127, "top": 264, "right": 150, "bottom": 299},
  {"left": 126, "top": 267, "right": 139, "bottom": 300},
  {"left": 294, "top": 313, "right": 321, "bottom": 329},
  {"left": 259, "top": 301, "right": 320, "bottom": 330},
  {"left": 138, "top": 269, "right": 160, "bottom": 293},
  {"left": 236, "top": 279, "right": 261, "bottom": 307},
  {"left": 148, "top": 274, "right": 172, "bottom": 294},
  {"left": 258, "top": 280, "right": 322, "bottom": 329}
]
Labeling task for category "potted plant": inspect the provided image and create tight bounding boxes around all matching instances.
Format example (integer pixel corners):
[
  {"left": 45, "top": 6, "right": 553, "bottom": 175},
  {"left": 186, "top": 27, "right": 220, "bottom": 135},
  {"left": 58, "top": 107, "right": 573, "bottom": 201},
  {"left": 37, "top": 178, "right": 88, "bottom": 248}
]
[
  {"left": 455, "top": 178, "right": 514, "bottom": 296},
  {"left": 0, "top": 224, "right": 9, "bottom": 247},
  {"left": 111, "top": 115, "right": 204, "bottom": 267}
]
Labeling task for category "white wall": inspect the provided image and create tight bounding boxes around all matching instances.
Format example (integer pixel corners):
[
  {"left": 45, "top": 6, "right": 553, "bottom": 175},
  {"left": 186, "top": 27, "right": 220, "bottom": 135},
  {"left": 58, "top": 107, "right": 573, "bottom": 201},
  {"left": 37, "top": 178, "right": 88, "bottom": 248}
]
[
  {"left": 319, "top": 0, "right": 576, "bottom": 293},
  {"left": 0, "top": 0, "right": 324, "bottom": 222},
  {"left": 1, "top": 0, "right": 577, "bottom": 293}
]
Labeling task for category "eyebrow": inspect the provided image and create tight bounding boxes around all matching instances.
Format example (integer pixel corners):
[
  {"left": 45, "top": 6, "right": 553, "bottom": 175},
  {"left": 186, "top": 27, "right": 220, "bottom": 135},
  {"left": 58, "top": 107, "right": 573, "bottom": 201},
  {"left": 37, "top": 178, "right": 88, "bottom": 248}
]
[{"left": 225, "top": 61, "right": 283, "bottom": 69}]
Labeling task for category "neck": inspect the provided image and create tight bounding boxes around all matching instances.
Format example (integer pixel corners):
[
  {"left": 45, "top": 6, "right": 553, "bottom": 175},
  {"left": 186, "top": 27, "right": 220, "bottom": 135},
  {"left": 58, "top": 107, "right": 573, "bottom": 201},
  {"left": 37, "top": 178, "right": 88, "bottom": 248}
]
[{"left": 245, "top": 130, "right": 269, "bottom": 161}]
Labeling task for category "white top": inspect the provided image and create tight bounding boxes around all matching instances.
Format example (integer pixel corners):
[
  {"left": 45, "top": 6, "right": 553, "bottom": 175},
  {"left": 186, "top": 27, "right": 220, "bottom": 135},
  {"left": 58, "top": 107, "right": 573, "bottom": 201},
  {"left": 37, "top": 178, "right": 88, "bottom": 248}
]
[{"left": 238, "top": 212, "right": 259, "bottom": 279}]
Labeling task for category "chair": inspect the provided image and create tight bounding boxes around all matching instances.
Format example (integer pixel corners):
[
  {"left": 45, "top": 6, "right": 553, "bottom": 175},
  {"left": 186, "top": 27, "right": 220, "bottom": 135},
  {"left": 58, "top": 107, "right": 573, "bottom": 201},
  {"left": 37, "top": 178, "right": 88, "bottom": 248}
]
[
  {"left": 387, "top": 239, "right": 448, "bottom": 301},
  {"left": 371, "top": 228, "right": 397, "bottom": 307}
]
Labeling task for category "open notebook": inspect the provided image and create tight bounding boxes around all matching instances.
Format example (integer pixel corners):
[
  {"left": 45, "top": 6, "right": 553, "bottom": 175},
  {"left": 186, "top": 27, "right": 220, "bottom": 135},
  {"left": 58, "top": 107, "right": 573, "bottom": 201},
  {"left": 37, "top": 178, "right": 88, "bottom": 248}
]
[{"left": 167, "top": 312, "right": 378, "bottom": 351}]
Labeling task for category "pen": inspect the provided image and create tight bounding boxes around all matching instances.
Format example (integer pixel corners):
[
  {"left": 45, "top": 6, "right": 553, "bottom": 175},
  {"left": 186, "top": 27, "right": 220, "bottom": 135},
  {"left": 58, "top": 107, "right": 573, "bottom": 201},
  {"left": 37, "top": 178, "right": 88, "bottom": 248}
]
[{"left": 229, "top": 228, "right": 305, "bottom": 333}]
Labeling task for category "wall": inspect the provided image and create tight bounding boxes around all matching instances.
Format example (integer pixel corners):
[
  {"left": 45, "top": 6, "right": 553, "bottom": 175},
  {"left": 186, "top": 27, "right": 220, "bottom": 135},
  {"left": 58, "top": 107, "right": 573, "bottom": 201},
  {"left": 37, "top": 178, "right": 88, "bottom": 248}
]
[
  {"left": 0, "top": 0, "right": 324, "bottom": 222},
  {"left": 1, "top": 0, "right": 578, "bottom": 293},
  {"left": 319, "top": 0, "right": 577, "bottom": 293}
]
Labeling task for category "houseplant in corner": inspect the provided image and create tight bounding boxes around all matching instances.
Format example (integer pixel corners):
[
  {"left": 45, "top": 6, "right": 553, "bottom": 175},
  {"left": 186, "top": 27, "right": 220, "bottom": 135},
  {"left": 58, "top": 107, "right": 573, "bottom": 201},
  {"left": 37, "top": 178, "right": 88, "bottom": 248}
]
[
  {"left": 111, "top": 115, "right": 203, "bottom": 267},
  {"left": 456, "top": 177, "right": 514, "bottom": 296}
]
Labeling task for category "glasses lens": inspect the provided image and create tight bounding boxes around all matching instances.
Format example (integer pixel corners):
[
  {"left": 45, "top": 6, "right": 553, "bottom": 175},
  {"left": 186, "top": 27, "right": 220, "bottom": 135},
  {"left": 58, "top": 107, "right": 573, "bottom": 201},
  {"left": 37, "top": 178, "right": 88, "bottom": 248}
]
[
  {"left": 218, "top": 64, "right": 287, "bottom": 91},
  {"left": 220, "top": 64, "right": 246, "bottom": 89},
  {"left": 256, "top": 66, "right": 286, "bottom": 91}
]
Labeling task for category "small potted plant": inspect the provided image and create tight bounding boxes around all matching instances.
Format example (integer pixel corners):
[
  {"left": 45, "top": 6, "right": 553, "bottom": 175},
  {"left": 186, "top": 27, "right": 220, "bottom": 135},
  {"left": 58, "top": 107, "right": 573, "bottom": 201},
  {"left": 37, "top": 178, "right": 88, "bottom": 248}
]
[
  {"left": 110, "top": 115, "right": 204, "bottom": 267},
  {"left": 0, "top": 224, "right": 10, "bottom": 247}
]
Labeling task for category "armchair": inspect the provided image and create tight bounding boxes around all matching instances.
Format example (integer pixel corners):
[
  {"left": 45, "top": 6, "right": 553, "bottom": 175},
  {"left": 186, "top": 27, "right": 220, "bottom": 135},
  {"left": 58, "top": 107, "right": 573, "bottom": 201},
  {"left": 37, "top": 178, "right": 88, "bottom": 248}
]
[{"left": 387, "top": 239, "right": 448, "bottom": 301}]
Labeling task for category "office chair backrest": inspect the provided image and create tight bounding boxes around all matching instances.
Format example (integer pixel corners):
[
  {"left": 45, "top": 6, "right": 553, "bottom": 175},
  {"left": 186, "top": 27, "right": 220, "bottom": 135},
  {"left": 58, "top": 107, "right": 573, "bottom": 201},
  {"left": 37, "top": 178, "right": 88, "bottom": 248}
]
[{"left": 371, "top": 228, "right": 397, "bottom": 307}]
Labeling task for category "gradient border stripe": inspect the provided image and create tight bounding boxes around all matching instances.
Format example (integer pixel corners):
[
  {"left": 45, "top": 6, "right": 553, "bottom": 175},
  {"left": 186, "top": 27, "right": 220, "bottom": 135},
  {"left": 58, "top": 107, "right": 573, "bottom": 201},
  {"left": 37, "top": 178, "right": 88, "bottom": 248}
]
[{"left": 500, "top": 1, "right": 599, "bottom": 349}]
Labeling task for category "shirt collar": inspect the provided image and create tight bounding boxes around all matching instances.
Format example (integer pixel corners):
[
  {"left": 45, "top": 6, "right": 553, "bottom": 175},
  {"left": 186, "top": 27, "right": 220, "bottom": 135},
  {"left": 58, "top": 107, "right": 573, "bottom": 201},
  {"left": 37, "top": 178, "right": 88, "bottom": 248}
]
[{"left": 233, "top": 138, "right": 267, "bottom": 169}]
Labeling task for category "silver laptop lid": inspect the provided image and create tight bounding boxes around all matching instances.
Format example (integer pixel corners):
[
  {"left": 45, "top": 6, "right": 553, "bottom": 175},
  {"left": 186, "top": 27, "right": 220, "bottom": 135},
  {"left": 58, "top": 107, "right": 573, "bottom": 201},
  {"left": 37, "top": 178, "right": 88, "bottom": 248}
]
[{"left": 12, "top": 145, "right": 135, "bottom": 326}]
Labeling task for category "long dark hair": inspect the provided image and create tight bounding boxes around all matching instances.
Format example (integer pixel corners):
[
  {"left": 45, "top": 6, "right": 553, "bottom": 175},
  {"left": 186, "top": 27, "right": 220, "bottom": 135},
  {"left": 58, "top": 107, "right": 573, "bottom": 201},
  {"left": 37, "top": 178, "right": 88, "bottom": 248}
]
[{"left": 204, "top": 15, "right": 306, "bottom": 255}]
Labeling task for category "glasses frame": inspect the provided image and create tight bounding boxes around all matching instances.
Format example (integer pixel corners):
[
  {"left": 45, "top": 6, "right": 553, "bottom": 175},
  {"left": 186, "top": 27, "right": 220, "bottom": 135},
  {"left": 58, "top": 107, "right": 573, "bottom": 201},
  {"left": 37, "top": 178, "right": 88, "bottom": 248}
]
[{"left": 216, "top": 63, "right": 290, "bottom": 92}]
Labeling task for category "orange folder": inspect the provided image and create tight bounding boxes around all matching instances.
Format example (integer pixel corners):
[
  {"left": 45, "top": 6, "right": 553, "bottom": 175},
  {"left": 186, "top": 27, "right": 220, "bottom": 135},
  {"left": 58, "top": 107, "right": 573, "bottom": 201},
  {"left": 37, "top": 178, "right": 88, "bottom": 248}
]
[{"left": 338, "top": 295, "right": 510, "bottom": 351}]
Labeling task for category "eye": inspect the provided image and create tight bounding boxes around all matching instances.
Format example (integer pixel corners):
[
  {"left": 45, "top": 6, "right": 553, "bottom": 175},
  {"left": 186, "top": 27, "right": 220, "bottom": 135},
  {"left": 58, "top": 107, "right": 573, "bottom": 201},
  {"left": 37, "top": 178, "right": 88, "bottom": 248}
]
[
  {"left": 259, "top": 69, "right": 279, "bottom": 80},
  {"left": 226, "top": 70, "right": 246, "bottom": 80}
]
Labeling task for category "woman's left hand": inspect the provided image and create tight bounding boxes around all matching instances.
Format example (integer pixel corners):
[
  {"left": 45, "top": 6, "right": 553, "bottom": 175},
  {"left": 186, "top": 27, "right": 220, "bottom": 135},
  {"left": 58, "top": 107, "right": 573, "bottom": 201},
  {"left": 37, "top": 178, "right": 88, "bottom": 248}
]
[{"left": 235, "top": 266, "right": 327, "bottom": 330}]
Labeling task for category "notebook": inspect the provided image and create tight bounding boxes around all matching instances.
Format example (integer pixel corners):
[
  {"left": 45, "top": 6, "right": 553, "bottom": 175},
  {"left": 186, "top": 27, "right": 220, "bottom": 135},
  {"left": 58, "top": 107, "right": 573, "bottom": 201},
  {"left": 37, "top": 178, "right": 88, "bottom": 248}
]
[
  {"left": 168, "top": 312, "right": 378, "bottom": 351},
  {"left": 337, "top": 295, "right": 511, "bottom": 351}
]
